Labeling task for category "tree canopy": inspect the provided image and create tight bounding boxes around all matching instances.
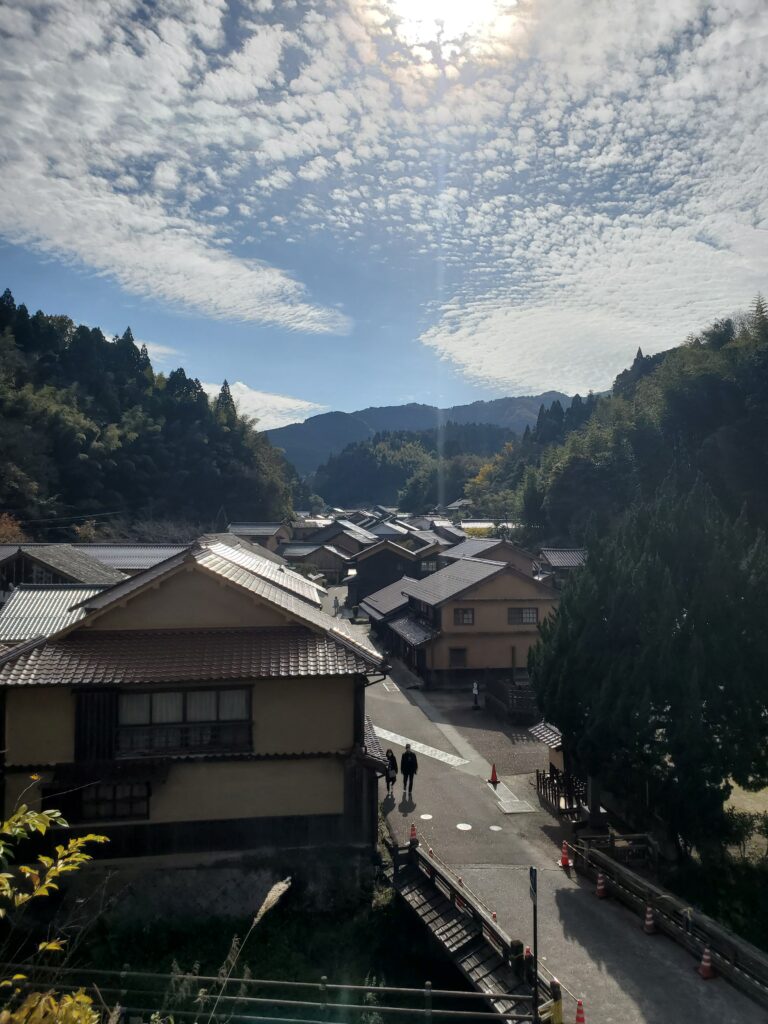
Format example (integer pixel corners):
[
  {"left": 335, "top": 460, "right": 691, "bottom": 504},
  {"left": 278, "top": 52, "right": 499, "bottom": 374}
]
[
  {"left": 312, "top": 422, "right": 514, "bottom": 510},
  {"left": 0, "top": 290, "right": 296, "bottom": 536}
]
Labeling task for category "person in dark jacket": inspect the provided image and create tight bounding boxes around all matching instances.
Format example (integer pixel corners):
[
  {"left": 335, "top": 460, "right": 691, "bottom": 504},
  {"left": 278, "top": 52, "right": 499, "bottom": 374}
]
[
  {"left": 401, "top": 744, "right": 418, "bottom": 797},
  {"left": 385, "top": 749, "right": 398, "bottom": 796}
]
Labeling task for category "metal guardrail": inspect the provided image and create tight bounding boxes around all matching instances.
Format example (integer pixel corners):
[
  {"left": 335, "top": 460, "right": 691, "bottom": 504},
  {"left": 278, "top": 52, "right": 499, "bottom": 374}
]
[
  {"left": 573, "top": 839, "right": 768, "bottom": 1008},
  {"left": 0, "top": 962, "right": 540, "bottom": 1023}
]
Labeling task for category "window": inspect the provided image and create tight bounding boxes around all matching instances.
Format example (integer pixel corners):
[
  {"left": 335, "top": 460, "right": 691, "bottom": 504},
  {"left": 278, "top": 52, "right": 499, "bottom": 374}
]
[
  {"left": 81, "top": 782, "right": 150, "bottom": 821},
  {"left": 421, "top": 559, "right": 437, "bottom": 572},
  {"left": 508, "top": 607, "right": 538, "bottom": 625},
  {"left": 453, "top": 608, "right": 474, "bottom": 625},
  {"left": 117, "top": 688, "right": 251, "bottom": 757},
  {"left": 449, "top": 648, "right": 467, "bottom": 669}
]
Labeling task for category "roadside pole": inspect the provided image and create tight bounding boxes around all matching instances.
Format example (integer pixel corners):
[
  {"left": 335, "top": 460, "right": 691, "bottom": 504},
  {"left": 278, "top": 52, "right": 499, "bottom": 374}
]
[{"left": 530, "top": 865, "right": 539, "bottom": 1024}]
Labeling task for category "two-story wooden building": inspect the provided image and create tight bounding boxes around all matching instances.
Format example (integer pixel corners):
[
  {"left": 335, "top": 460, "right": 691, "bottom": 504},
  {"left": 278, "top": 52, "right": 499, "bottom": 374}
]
[
  {"left": 348, "top": 540, "right": 442, "bottom": 606},
  {"left": 0, "top": 539, "right": 385, "bottom": 877},
  {"left": 365, "top": 558, "right": 558, "bottom": 690}
]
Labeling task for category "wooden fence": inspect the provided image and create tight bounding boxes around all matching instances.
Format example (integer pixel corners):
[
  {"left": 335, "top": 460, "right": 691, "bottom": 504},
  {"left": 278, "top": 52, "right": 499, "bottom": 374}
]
[{"left": 535, "top": 769, "right": 586, "bottom": 818}]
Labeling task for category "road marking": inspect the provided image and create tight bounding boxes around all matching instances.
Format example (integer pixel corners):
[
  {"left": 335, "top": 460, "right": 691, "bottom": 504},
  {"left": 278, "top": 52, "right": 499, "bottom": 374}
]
[
  {"left": 373, "top": 727, "right": 469, "bottom": 767},
  {"left": 382, "top": 680, "right": 396, "bottom": 693},
  {"left": 489, "top": 825, "right": 503, "bottom": 832},
  {"left": 457, "top": 823, "right": 472, "bottom": 831},
  {"left": 489, "top": 780, "right": 535, "bottom": 814},
  {"left": 420, "top": 813, "right": 433, "bottom": 820}
]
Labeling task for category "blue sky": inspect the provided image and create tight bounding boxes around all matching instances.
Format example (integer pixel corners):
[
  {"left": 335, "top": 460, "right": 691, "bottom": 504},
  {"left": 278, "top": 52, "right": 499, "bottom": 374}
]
[{"left": 0, "top": 0, "right": 766, "bottom": 428}]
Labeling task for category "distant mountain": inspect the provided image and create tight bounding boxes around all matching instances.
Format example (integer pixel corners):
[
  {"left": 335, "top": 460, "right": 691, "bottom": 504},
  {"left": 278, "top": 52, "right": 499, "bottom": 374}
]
[{"left": 266, "top": 392, "right": 571, "bottom": 476}]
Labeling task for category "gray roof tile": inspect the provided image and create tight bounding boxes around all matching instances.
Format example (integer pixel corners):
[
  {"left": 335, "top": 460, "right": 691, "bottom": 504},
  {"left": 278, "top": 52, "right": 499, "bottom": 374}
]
[
  {"left": 0, "top": 585, "right": 107, "bottom": 642},
  {"left": 405, "top": 558, "right": 505, "bottom": 606},
  {"left": 359, "top": 577, "right": 419, "bottom": 619},
  {"left": 0, "top": 545, "right": 127, "bottom": 585},
  {"left": 0, "top": 627, "right": 374, "bottom": 686},
  {"left": 388, "top": 615, "right": 438, "bottom": 647},
  {"left": 539, "top": 548, "right": 587, "bottom": 568}
]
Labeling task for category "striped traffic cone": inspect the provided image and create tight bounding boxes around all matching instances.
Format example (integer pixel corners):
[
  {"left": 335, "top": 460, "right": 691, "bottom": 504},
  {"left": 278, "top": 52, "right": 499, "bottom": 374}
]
[
  {"left": 409, "top": 823, "right": 418, "bottom": 846},
  {"left": 574, "top": 998, "right": 586, "bottom": 1023},
  {"left": 643, "top": 903, "right": 656, "bottom": 935},
  {"left": 698, "top": 945, "right": 715, "bottom": 980},
  {"left": 595, "top": 872, "right": 607, "bottom": 899},
  {"left": 559, "top": 840, "right": 572, "bottom": 868}
]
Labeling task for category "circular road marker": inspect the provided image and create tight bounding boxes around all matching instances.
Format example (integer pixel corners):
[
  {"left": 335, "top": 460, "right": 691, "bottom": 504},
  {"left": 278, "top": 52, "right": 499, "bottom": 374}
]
[
  {"left": 456, "top": 823, "right": 472, "bottom": 831},
  {"left": 489, "top": 825, "right": 503, "bottom": 832},
  {"left": 420, "top": 813, "right": 433, "bottom": 820}
]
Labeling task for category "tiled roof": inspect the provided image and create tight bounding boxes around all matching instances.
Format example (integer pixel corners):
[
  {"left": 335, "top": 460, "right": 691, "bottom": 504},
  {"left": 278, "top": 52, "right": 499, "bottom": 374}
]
[
  {"left": 529, "top": 721, "right": 563, "bottom": 748},
  {"left": 0, "top": 585, "right": 107, "bottom": 642},
  {"left": 204, "top": 541, "right": 325, "bottom": 605},
  {"left": 201, "top": 533, "right": 286, "bottom": 564},
  {"left": 410, "top": 530, "right": 451, "bottom": 548},
  {"left": 227, "top": 522, "right": 285, "bottom": 537},
  {"left": 539, "top": 548, "right": 587, "bottom": 568},
  {"left": 388, "top": 615, "right": 438, "bottom": 647},
  {"left": 359, "top": 577, "right": 419, "bottom": 620},
  {"left": 369, "top": 521, "right": 410, "bottom": 537},
  {"left": 404, "top": 558, "right": 505, "bottom": 606},
  {"left": 0, "top": 627, "right": 376, "bottom": 686},
  {"left": 364, "top": 715, "right": 386, "bottom": 760},
  {"left": 70, "top": 544, "right": 190, "bottom": 570},
  {"left": 441, "top": 538, "right": 501, "bottom": 560},
  {"left": 280, "top": 544, "right": 322, "bottom": 557},
  {"left": 192, "top": 548, "right": 380, "bottom": 664},
  {"left": 0, "top": 545, "right": 126, "bottom": 585}
]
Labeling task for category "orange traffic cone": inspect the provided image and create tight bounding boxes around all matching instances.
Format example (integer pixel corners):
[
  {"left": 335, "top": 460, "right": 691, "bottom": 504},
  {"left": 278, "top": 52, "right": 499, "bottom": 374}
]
[
  {"left": 488, "top": 763, "right": 499, "bottom": 788},
  {"left": 428, "top": 847, "right": 434, "bottom": 857},
  {"left": 491, "top": 911, "right": 497, "bottom": 922},
  {"left": 409, "top": 823, "right": 418, "bottom": 846},
  {"left": 595, "top": 872, "right": 606, "bottom": 899},
  {"left": 574, "top": 998, "right": 586, "bottom": 1023},
  {"left": 559, "top": 840, "right": 572, "bottom": 868},
  {"left": 643, "top": 903, "right": 656, "bottom": 935},
  {"left": 698, "top": 946, "right": 715, "bottom": 980}
]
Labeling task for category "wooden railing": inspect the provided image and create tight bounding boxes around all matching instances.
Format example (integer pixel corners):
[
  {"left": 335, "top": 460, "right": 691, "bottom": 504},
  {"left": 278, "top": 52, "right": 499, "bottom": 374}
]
[
  {"left": 573, "top": 839, "right": 768, "bottom": 1008},
  {"left": 535, "top": 769, "right": 586, "bottom": 818},
  {"left": 395, "top": 839, "right": 559, "bottom": 1015}
]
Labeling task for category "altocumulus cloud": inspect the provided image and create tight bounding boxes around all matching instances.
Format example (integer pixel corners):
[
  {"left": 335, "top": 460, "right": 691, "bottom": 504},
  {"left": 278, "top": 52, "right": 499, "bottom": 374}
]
[
  {"left": 0, "top": 0, "right": 766, "bottom": 391},
  {"left": 202, "top": 381, "right": 326, "bottom": 430}
]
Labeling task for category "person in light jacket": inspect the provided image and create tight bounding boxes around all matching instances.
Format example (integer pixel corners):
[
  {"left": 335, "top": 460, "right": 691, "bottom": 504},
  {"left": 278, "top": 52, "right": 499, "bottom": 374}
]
[{"left": 401, "top": 743, "right": 418, "bottom": 798}]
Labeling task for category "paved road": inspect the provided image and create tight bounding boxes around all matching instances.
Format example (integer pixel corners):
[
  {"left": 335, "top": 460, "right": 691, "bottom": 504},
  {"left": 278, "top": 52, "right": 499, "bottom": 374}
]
[{"left": 368, "top": 664, "right": 767, "bottom": 1024}]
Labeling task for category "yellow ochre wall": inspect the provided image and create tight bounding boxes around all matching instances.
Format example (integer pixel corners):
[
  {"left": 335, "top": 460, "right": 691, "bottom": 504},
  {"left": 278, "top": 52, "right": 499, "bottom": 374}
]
[
  {"left": 3, "top": 672, "right": 356, "bottom": 819},
  {"left": 87, "top": 569, "right": 290, "bottom": 631},
  {"left": 5, "top": 688, "right": 75, "bottom": 765},
  {"left": 429, "top": 572, "right": 557, "bottom": 671},
  {"left": 4, "top": 758, "right": 344, "bottom": 821},
  {"left": 149, "top": 759, "right": 344, "bottom": 821}
]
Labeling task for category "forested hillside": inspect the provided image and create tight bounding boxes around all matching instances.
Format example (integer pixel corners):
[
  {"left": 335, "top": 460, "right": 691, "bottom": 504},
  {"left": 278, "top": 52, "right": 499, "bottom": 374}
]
[
  {"left": 468, "top": 302, "right": 768, "bottom": 545},
  {"left": 528, "top": 297, "right": 768, "bottom": 871},
  {"left": 313, "top": 423, "right": 515, "bottom": 509},
  {"left": 267, "top": 392, "right": 569, "bottom": 476},
  {"left": 0, "top": 290, "right": 296, "bottom": 536}
]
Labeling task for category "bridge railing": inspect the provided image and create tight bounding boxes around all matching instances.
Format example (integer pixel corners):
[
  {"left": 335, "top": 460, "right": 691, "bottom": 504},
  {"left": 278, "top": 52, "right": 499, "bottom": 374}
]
[
  {"left": 573, "top": 839, "right": 768, "bottom": 1008},
  {"left": 397, "top": 839, "right": 555, "bottom": 1006}
]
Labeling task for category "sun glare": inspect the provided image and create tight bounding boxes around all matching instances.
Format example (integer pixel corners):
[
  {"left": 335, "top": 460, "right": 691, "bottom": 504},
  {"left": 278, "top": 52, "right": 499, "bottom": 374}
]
[{"left": 389, "top": 0, "right": 516, "bottom": 49}]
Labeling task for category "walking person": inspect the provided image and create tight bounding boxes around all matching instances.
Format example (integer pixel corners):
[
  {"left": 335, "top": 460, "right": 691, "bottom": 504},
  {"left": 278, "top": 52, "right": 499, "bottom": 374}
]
[
  {"left": 332, "top": 595, "right": 340, "bottom": 617},
  {"left": 384, "top": 749, "right": 397, "bottom": 796},
  {"left": 401, "top": 743, "right": 418, "bottom": 798}
]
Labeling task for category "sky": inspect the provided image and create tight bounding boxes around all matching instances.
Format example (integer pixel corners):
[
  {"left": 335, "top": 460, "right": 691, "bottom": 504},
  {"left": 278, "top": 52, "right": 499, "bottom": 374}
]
[{"left": 0, "top": 0, "right": 766, "bottom": 429}]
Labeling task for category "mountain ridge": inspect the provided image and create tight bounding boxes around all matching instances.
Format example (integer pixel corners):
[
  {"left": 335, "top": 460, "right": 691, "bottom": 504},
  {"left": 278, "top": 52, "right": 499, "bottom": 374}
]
[{"left": 266, "top": 392, "right": 572, "bottom": 476}]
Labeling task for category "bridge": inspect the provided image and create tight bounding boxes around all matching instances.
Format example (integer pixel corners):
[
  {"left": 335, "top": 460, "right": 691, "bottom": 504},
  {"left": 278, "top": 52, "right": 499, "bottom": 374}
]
[{"left": 391, "top": 835, "right": 566, "bottom": 1023}]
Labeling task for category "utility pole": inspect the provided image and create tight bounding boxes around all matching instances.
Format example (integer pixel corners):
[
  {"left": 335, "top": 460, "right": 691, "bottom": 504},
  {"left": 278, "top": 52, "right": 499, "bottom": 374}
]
[{"left": 530, "top": 865, "right": 539, "bottom": 1023}]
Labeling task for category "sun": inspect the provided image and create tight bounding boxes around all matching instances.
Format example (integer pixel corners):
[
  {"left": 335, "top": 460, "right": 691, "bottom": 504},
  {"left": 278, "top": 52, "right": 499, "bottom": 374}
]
[{"left": 388, "top": 0, "right": 516, "bottom": 48}]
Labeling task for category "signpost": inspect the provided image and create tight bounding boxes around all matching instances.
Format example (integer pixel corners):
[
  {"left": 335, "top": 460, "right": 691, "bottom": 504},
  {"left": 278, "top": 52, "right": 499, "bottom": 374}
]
[{"left": 530, "top": 866, "right": 539, "bottom": 1023}]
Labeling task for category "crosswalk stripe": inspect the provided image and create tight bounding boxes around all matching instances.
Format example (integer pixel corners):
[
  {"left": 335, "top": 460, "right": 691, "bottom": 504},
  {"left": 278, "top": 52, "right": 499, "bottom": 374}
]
[{"left": 373, "top": 726, "right": 470, "bottom": 767}]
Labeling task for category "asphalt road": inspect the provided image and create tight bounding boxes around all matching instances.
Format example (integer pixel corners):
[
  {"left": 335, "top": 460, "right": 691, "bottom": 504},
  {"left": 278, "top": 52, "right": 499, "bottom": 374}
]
[{"left": 368, "top": 665, "right": 768, "bottom": 1024}]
